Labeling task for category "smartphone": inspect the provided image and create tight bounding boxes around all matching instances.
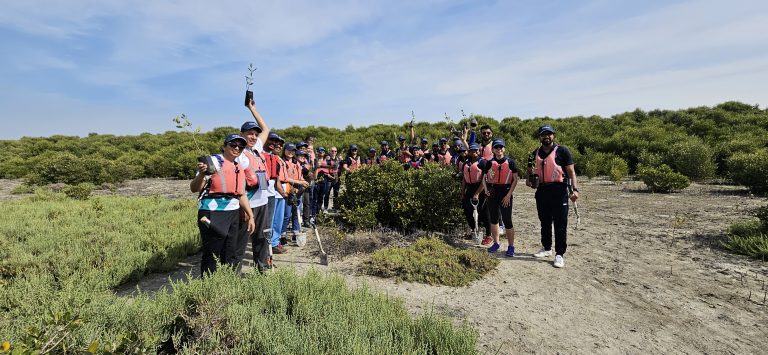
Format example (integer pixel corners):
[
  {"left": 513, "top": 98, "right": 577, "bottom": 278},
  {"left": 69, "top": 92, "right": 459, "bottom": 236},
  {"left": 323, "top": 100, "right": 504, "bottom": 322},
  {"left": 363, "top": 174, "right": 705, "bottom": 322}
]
[{"left": 244, "top": 90, "right": 253, "bottom": 107}]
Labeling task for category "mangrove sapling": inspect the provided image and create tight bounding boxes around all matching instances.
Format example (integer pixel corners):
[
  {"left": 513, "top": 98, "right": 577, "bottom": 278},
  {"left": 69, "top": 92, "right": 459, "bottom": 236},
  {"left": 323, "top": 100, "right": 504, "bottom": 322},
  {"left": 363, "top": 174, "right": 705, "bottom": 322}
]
[
  {"left": 244, "top": 63, "right": 257, "bottom": 106},
  {"left": 172, "top": 113, "right": 214, "bottom": 175}
]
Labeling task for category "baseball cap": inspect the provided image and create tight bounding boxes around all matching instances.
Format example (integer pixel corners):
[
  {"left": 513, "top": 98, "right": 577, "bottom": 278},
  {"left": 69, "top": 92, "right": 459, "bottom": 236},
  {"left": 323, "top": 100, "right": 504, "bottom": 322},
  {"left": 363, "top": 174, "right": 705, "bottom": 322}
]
[
  {"left": 492, "top": 139, "right": 505, "bottom": 148},
  {"left": 468, "top": 143, "right": 480, "bottom": 151},
  {"left": 439, "top": 137, "right": 448, "bottom": 143},
  {"left": 297, "top": 141, "right": 309, "bottom": 148},
  {"left": 350, "top": 144, "right": 359, "bottom": 150},
  {"left": 538, "top": 125, "right": 555, "bottom": 135},
  {"left": 421, "top": 137, "right": 428, "bottom": 143},
  {"left": 296, "top": 150, "right": 307, "bottom": 156},
  {"left": 267, "top": 132, "right": 285, "bottom": 143},
  {"left": 284, "top": 143, "right": 297, "bottom": 151},
  {"left": 368, "top": 147, "right": 376, "bottom": 153},
  {"left": 240, "top": 121, "right": 262, "bottom": 133},
  {"left": 457, "top": 143, "right": 467, "bottom": 151},
  {"left": 398, "top": 135, "right": 406, "bottom": 141},
  {"left": 380, "top": 140, "right": 389, "bottom": 145},
  {"left": 224, "top": 134, "right": 247, "bottom": 146},
  {"left": 318, "top": 146, "right": 326, "bottom": 152}
]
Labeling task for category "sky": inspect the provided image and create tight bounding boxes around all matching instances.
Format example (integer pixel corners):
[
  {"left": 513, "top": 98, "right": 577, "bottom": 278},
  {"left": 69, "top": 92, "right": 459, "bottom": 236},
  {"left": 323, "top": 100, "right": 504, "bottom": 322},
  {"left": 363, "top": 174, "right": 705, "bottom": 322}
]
[{"left": 0, "top": 0, "right": 766, "bottom": 139}]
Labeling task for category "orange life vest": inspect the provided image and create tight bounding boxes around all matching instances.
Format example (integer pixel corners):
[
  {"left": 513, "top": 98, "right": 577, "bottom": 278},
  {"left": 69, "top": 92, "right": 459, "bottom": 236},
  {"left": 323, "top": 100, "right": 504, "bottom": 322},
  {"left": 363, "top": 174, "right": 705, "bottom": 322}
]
[
  {"left": 243, "top": 150, "right": 268, "bottom": 189},
  {"left": 463, "top": 160, "right": 483, "bottom": 184},
  {"left": 535, "top": 146, "right": 564, "bottom": 184},
  {"left": 486, "top": 158, "right": 516, "bottom": 185},
  {"left": 480, "top": 143, "right": 493, "bottom": 160},
  {"left": 208, "top": 155, "right": 245, "bottom": 196},
  {"left": 348, "top": 156, "right": 361, "bottom": 171},
  {"left": 438, "top": 151, "right": 452, "bottom": 165}
]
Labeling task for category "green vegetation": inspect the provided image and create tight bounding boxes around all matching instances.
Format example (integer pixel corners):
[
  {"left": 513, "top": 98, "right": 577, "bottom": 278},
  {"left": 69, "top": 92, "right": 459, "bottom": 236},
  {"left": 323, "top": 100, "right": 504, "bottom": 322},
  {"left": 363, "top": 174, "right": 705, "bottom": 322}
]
[
  {"left": 363, "top": 237, "right": 499, "bottom": 287},
  {"left": 636, "top": 164, "right": 691, "bottom": 193},
  {"left": 338, "top": 160, "right": 463, "bottom": 231},
  {"left": 725, "top": 206, "right": 768, "bottom": 260},
  {"left": 2, "top": 101, "right": 767, "bottom": 193},
  {"left": 1, "top": 193, "right": 479, "bottom": 354}
]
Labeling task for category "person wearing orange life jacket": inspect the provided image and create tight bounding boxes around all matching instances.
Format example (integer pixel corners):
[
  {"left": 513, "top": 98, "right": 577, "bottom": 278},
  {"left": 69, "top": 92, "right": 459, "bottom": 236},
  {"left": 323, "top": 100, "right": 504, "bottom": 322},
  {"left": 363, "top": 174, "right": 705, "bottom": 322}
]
[
  {"left": 296, "top": 142, "right": 314, "bottom": 227},
  {"left": 233, "top": 100, "right": 273, "bottom": 272},
  {"left": 407, "top": 146, "right": 426, "bottom": 169},
  {"left": 281, "top": 143, "right": 310, "bottom": 245},
  {"left": 437, "top": 138, "right": 452, "bottom": 166},
  {"left": 191, "top": 134, "right": 255, "bottom": 275},
  {"left": 322, "top": 147, "right": 341, "bottom": 211},
  {"left": 462, "top": 143, "right": 492, "bottom": 243},
  {"left": 365, "top": 147, "right": 378, "bottom": 165},
  {"left": 312, "top": 147, "right": 329, "bottom": 216},
  {"left": 263, "top": 132, "right": 290, "bottom": 255},
  {"left": 378, "top": 140, "right": 396, "bottom": 163},
  {"left": 480, "top": 139, "right": 520, "bottom": 257},
  {"left": 341, "top": 144, "right": 363, "bottom": 174},
  {"left": 528, "top": 125, "right": 579, "bottom": 268},
  {"left": 477, "top": 125, "right": 494, "bottom": 161}
]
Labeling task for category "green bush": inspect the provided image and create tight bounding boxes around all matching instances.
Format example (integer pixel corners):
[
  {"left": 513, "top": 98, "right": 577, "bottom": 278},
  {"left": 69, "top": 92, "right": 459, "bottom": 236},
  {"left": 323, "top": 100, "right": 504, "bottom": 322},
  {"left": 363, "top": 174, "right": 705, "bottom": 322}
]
[
  {"left": 62, "top": 183, "right": 94, "bottom": 200},
  {"left": 727, "top": 148, "right": 768, "bottom": 195},
  {"left": 637, "top": 150, "right": 664, "bottom": 168},
  {"left": 665, "top": 139, "right": 716, "bottom": 181},
  {"left": 724, "top": 205, "right": 768, "bottom": 260},
  {"left": 10, "top": 184, "right": 34, "bottom": 195},
  {"left": 636, "top": 164, "right": 690, "bottom": 193},
  {"left": 338, "top": 161, "right": 463, "bottom": 231},
  {"left": 363, "top": 237, "right": 499, "bottom": 286},
  {"left": 608, "top": 156, "right": 628, "bottom": 183}
]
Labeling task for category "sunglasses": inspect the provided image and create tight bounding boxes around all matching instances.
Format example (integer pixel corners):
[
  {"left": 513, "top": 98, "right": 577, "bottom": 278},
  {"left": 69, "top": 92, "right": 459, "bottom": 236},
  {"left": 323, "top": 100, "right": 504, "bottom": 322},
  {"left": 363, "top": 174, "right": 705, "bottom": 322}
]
[{"left": 228, "top": 143, "right": 245, "bottom": 150}]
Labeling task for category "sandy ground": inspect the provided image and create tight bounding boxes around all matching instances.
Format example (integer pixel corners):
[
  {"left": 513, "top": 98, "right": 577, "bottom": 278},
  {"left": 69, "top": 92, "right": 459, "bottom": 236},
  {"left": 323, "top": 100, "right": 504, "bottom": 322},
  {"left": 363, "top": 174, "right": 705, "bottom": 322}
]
[{"left": 13, "top": 178, "right": 767, "bottom": 354}]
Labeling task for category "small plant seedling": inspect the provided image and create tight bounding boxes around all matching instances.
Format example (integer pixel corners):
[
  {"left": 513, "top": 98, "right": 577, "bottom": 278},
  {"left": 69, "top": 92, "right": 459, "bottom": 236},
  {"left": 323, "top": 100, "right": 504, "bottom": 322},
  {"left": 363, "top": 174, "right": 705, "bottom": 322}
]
[
  {"left": 410, "top": 110, "right": 415, "bottom": 127},
  {"left": 244, "top": 63, "right": 257, "bottom": 91}
]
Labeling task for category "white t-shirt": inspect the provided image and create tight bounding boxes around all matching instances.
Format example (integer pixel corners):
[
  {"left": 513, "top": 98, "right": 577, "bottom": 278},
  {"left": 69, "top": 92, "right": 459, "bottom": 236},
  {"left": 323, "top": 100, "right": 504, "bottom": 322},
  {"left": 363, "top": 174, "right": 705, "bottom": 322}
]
[{"left": 239, "top": 138, "right": 269, "bottom": 207}]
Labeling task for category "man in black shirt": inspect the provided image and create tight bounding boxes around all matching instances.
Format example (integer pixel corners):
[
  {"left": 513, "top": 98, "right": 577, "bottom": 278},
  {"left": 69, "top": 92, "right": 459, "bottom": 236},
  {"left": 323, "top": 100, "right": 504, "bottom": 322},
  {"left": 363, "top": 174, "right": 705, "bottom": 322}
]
[{"left": 527, "top": 125, "right": 580, "bottom": 268}]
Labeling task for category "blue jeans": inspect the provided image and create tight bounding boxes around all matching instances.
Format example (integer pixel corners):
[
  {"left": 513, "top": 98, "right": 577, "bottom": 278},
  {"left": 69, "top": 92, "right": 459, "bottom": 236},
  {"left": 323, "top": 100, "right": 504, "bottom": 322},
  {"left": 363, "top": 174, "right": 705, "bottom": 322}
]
[
  {"left": 282, "top": 198, "right": 302, "bottom": 234},
  {"left": 312, "top": 182, "right": 325, "bottom": 216},
  {"left": 271, "top": 198, "right": 286, "bottom": 247}
]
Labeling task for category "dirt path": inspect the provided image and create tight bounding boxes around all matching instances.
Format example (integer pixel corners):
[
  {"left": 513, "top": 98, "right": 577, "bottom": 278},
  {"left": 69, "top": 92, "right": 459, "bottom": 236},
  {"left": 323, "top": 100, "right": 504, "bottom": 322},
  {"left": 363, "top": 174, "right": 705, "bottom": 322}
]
[{"left": 89, "top": 179, "right": 768, "bottom": 354}]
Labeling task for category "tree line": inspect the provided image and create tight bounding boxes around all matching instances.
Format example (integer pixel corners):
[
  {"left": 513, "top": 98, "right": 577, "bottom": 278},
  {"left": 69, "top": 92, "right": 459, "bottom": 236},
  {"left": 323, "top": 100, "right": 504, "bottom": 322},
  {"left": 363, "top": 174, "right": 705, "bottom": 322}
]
[{"left": 2, "top": 101, "right": 766, "bottom": 194}]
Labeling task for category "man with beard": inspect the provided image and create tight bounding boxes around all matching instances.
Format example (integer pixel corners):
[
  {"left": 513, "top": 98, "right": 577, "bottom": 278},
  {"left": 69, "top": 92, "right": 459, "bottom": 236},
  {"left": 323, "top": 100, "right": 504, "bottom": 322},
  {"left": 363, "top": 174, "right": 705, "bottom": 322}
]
[
  {"left": 379, "top": 140, "right": 396, "bottom": 162},
  {"left": 528, "top": 125, "right": 580, "bottom": 268},
  {"left": 477, "top": 125, "right": 494, "bottom": 161}
]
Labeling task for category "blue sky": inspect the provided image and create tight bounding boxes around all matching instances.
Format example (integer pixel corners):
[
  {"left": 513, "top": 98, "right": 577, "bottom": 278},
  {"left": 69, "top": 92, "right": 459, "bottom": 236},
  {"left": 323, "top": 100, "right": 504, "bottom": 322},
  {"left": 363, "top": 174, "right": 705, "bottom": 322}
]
[{"left": 1, "top": 0, "right": 766, "bottom": 139}]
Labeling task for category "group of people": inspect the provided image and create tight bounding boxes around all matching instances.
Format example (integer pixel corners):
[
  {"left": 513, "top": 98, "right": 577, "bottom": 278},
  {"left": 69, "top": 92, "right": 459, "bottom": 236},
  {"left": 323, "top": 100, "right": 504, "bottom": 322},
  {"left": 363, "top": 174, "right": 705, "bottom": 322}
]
[{"left": 191, "top": 100, "right": 580, "bottom": 275}]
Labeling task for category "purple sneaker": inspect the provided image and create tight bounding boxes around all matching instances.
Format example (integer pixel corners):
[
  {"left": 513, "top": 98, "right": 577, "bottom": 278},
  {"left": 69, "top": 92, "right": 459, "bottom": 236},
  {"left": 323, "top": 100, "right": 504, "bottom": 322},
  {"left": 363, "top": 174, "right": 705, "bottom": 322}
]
[
  {"left": 488, "top": 242, "right": 500, "bottom": 253},
  {"left": 505, "top": 246, "right": 515, "bottom": 257}
]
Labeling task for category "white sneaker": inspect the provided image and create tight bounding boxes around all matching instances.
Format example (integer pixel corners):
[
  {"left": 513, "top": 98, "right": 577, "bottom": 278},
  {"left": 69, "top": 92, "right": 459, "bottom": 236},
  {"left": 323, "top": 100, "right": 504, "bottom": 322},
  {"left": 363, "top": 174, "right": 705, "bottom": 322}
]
[
  {"left": 533, "top": 248, "right": 553, "bottom": 258},
  {"left": 553, "top": 255, "right": 565, "bottom": 268}
]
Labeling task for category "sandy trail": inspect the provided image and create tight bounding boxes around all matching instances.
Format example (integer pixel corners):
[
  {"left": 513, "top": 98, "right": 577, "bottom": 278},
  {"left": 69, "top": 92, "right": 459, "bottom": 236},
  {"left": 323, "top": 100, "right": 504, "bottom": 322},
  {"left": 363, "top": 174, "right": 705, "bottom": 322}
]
[{"left": 111, "top": 179, "right": 768, "bottom": 354}]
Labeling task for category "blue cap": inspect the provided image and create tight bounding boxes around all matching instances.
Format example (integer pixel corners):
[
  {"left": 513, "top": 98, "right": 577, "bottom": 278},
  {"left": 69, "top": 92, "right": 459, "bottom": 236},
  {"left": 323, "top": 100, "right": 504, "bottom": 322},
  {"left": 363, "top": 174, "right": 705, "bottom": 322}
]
[
  {"left": 421, "top": 137, "right": 428, "bottom": 143},
  {"left": 368, "top": 147, "right": 376, "bottom": 153},
  {"left": 224, "top": 134, "right": 247, "bottom": 146},
  {"left": 432, "top": 142, "right": 439, "bottom": 147},
  {"left": 267, "top": 132, "right": 285, "bottom": 143},
  {"left": 380, "top": 140, "right": 389, "bottom": 145},
  {"left": 538, "top": 125, "right": 555, "bottom": 135},
  {"left": 492, "top": 139, "right": 505, "bottom": 148},
  {"left": 318, "top": 146, "right": 326, "bottom": 152},
  {"left": 296, "top": 150, "right": 307, "bottom": 156},
  {"left": 350, "top": 144, "right": 359, "bottom": 150},
  {"left": 398, "top": 135, "right": 406, "bottom": 141},
  {"left": 468, "top": 143, "right": 480, "bottom": 150},
  {"left": 297, "top": 141, "right": 309, "bottom": 148},
  {"left": 457, "top": 143, "right": 467, "bottom": 151},
  {"left": 240, "top": 121, "right": 262, "bottom": 133},
  {"left": 439, "top": 137, "right": 448, "bottom": 143},
  {"left": 285, "top": 143, "right": 297, "bottom": 151}
]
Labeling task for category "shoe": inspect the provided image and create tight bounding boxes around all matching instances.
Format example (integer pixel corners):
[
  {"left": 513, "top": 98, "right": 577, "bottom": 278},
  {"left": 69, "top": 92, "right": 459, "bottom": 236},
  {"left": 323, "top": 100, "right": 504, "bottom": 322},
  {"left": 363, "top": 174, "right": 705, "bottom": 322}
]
[
  {"left": 505, "top": 246, "right": 515, "bottom": 257},
  {"left": 279, "top": 236, "right": 289, "bottom": 246},
  {"left": 534, "top": 248, "right": 553, "bottom": 258},
  {"left": 488, "top": 242, "right": 500, "bottom": 253},
  {"left": 481, "top": 236, "right": 493, "bottom": 246},
  {"left": 554, "top": 255, "right": 565, "bottom": 268},
  {"left": 272, "top": 245, "right": 288, "bottom": 254}
]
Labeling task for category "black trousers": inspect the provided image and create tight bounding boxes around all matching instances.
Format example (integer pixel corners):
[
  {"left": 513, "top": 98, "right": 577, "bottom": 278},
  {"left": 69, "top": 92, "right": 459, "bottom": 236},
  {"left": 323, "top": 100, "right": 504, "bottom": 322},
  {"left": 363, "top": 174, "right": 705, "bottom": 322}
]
[
  {"left": 197, "top": 209, "right": 240, "bottom": 275},
  {"left": 233, "top": 204, "right": 271, "bottom": 273},
  {"left": 487, "top": 184, "right": 513, "bottom": 228},
  {"left": 462, "top": 183, "right": 490, "bottom": 234},
  {"left": 535, "top": 184, "right": 569, "bottom": 255}
]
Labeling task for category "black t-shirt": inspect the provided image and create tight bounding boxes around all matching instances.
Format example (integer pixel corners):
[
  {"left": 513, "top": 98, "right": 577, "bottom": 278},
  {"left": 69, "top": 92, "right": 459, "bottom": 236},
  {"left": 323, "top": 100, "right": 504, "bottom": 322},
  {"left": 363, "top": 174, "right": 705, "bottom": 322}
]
[
  {"left": 533, "top": 145, "right": 574, "bottom": 167},
  {"left": 341, "top": 156, "right": 361, "bottom": 170}
]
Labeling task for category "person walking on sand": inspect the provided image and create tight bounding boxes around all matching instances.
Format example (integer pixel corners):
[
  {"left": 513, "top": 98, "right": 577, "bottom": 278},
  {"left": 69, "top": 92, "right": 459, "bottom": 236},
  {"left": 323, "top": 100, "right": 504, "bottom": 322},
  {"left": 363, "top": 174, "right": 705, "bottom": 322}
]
[
  {"left": 528, "top": 125, "right": 579, "bottom": 268},
  {"left": 480, "top": 139, "right": 519, "bottom": 257}
]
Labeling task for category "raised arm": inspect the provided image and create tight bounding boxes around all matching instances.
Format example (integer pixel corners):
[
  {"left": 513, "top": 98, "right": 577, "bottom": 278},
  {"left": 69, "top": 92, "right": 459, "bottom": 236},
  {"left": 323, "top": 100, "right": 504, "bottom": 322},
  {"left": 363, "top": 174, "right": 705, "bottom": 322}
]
[{"left": 247, "top": 99, "right": 270, "bottom": 144}]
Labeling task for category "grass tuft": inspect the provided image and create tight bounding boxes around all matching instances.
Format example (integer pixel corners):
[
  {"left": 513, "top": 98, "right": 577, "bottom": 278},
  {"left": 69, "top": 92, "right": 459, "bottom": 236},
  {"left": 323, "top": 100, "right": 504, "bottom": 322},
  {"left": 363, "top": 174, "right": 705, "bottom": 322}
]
[{"left": 363, "top": 237, "right": 499, "bottom": 286}]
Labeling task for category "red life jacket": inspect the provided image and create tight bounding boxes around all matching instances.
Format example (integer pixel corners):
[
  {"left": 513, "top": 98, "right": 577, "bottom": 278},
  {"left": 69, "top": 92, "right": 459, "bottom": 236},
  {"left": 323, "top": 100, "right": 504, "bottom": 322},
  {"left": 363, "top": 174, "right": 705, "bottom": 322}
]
[
  {"left": 410, "top": 159, "right": 422, "bottom": 169},
  {"left": 326, "top": 157, "right": 340, "bottom": 175},
  {"left": 348, "top": 156, "right": 361, "bottom": 171},
  {"left": 264, "top": 151, "right": 281, "bottom": 180},
  {"left": 535, "top": 145, "right": 564, "bottom": 183},
  {"left": 208, "top": 155, "right": 245, "bottom": 195},
  {"left": 487, "top": 158, "right": 516, "bottom": 185},
  {"left": 438, "top": 151, "right": 452, "bottom": 165},
  {"left": 479, "top": 143, "right": 493, "bottom": 160},
  {"left": 243, "top": 150, "right": 268, "bottom": 188},
  {"left": 276, "top": 156, "right": 289, "bottom": 182},
  {"left": 463, "top": 160, "right": 483, "bottom": 184}
]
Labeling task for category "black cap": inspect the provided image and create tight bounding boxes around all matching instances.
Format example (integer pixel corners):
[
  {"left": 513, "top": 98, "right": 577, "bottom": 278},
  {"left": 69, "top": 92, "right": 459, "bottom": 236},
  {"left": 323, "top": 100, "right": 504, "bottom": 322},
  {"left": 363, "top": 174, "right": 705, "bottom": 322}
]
[{"left": 538, "top": 125, "right": 555, "bottom": 135}]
